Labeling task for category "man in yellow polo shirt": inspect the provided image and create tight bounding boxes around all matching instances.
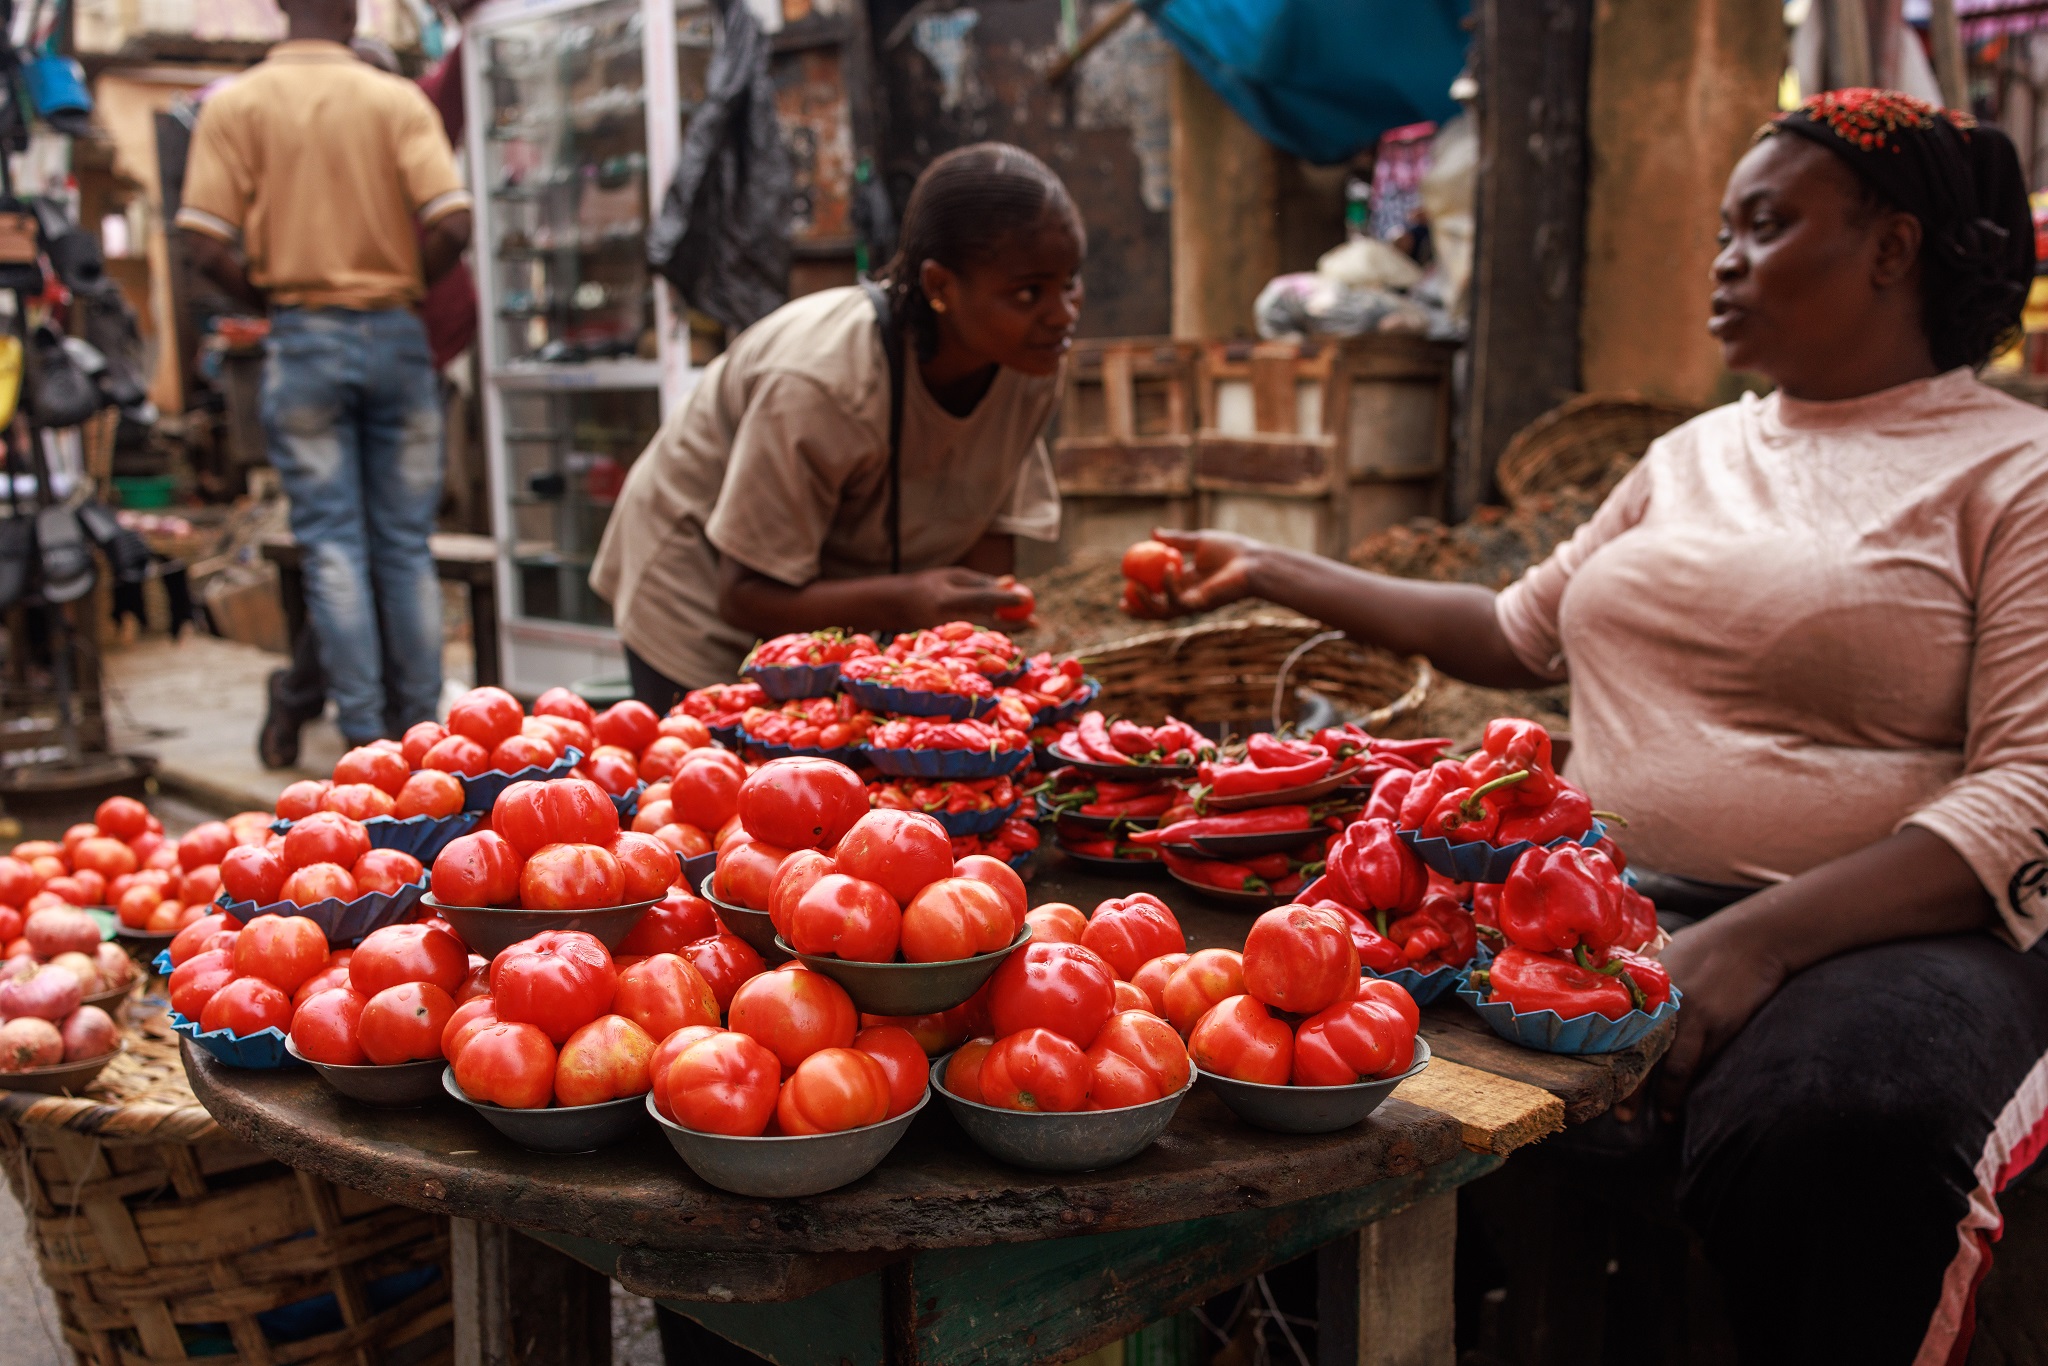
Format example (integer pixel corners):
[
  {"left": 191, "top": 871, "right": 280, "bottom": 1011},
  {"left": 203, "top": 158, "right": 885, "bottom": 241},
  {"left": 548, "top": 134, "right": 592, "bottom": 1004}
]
[{"left": 175, "top": 0, "right": 472, "bottom": 755}]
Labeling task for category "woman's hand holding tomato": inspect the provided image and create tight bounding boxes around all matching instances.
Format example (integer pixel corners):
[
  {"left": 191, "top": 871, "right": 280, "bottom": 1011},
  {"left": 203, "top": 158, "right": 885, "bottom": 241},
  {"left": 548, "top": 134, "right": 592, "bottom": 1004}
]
[{"left": 727, "top": 964, "right": 858, "bottom": 1074}]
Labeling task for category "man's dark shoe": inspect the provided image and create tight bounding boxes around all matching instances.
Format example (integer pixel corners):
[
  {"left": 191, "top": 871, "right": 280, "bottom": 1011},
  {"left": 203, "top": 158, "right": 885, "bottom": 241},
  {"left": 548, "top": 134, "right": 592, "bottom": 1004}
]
[{"left": 258, "top": 668, "right": 312, "bottom": 769}]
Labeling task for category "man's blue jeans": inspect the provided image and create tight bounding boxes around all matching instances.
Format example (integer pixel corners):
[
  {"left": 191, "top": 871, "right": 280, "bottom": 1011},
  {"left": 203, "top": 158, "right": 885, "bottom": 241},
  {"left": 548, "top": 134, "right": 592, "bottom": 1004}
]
[{"left": 261, "top": 307, "right": 444, "bottom": 744}]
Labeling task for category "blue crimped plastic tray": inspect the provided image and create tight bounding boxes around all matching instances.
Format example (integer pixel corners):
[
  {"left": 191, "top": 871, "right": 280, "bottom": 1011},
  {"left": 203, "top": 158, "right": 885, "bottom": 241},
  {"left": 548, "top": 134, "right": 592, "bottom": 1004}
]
[
  {"left": 681, "top": 850, "right": 717, "bottom": 894},
  {"left": 1398, "top": 819, "right": 1608, "bottom": 885},
  {"left": 1455, "top": 974, "right": 1680, "bottom": 1054},
  {"left": 609, "top": 783, "right": 644, "bottom": 823},
  {"left": 1034, "top": 678, "right": 1102, "bottom": 726},
  {"left": 460, "top": 747, "right": 584, "bottom": 812},
  {"left": 151, "top": 949, "right": 173, "bottom": 976},
  {"left": 272, "top": 810, "right": 481, "bottom": 863},
  {"left": 742, "top": 661, "right": 843, "bottom": 700},
  {"left": 1367, "top": 960, "right": 1469, "bottom": 1006},
  {"left": 738, "top": 733, "right": 868, "bottom": 768},
  {"left": 927, "top": 799, "right": 1022, "bottom": 836},
  {"left": 215, "top": 878, "right": 427, "bottom": 945},
  {"left": 171, "top": 1011, "right": 301, "bottom": 1069},
  {"left": 841, "top": 677, "right": 997, "bottom": 720},
  {"left": 709, "top": 724, "right": 743, "bottom": 752},
  {"left": 866, "top": 745, "right": 1033, "bottom": 779}
]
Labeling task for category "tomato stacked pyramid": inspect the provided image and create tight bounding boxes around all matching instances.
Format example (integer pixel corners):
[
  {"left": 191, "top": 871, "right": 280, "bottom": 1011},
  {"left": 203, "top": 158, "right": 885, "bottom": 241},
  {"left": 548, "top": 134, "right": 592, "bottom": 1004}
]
[
  {"left": 429, "top": 777, "right": 678, "bottom": 912},
  {"left": 220, "top": 811, "right": 426, "bottom": 909}
]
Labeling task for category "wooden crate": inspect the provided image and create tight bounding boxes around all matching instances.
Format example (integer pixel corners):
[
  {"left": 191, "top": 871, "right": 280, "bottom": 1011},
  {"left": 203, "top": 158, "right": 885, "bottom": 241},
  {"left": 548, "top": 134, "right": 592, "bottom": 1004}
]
[
  {"left": 1051, "top": 339, "right": 1200, "bottom": 557},
  {"left": 1192, "top": 335, "right": 1456, "bottom": 557}
]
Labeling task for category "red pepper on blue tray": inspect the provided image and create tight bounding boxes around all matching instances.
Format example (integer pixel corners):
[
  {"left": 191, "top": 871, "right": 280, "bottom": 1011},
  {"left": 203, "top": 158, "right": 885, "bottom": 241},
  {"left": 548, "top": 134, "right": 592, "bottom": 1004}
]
[
  {"left": 1474, "top": 946, "right": 1635, "bottom": 1019},
  {"left": 1384, "top": 889, "right": 1479, "bottom": 970},
  {"left": 1365, "top": 768, "right": 1416, "bottom": 825},
  {"left": 1324, "top": 817, "right": 1427, "bottom": 918},
  {"left": 1412, "top": 770, "right": 1533, "bottom": 843},
  {"left": 1496, "top": 844, "right": 1627, "bottom": 954},
  {"left": 1494, "top": 780, "right": 1593, "bottom": 847}
]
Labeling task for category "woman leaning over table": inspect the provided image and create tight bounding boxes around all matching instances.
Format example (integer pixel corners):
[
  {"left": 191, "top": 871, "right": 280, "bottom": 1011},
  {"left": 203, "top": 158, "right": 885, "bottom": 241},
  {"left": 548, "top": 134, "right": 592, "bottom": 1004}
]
[
  {"left": 590, "top": 143, "right": 1082, "bottom": 711},
  {"left": 1136, "top": 90, "right": 2048, "bottom": 1364}
]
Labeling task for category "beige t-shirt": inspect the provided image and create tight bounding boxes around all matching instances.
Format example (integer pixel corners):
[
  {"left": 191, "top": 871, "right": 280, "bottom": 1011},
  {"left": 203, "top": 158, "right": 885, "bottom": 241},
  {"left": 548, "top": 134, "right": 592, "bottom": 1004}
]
[
  {"left": 175, "top": 41, "right": 470, "bottom": 310},
  {"left": 589, "top": 287, "right": 1063, "bottom": 686},
  {"left": 1494, "top": 368, "right": 2048, "bottom": 949}
]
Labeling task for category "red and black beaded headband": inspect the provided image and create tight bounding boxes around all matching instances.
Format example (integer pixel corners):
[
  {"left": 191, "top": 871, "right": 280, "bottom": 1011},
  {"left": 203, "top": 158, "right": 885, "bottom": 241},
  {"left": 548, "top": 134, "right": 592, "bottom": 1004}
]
[{"left": 1757, "top": 87, "right": 1975, "bottom": 152}]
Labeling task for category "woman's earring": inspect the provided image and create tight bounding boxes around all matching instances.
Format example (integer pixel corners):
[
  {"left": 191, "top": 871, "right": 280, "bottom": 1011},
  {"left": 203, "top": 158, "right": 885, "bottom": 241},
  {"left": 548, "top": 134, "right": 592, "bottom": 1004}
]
[{"left": 931, "top": 299, "right": 947, "bottom": 314}]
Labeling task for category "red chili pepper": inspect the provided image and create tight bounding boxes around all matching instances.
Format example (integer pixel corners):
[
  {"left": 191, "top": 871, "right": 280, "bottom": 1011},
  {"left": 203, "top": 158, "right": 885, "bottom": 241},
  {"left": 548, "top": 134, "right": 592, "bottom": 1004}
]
[
  {"left": 1496, "top": 844, "right": 1626, "bottom": 953},
  {"left": 1247, "top": 732, "right": 1324, "bottom": 768},
  {"left": 1494, "top": 781, "right": 1593, "bottom": 847},
  {"left": 1074, "top": 712, "right": 1129, "bottom": 765},
  {"left": 1201, "top": 754, "right": 1333, "bottom": 797},
  {"left": 1365, "top": 769, "right": 1416, "bottom": 825},
  {"left": 1077, "top": 793, "right": 1177, "bottom": 819},
  {"left": 1127, "top": 806, "right": 1315, "bottom": 846},
  {"left": 1324, "top": 816, "right": 1427, "bottom": 915},
  {"left": 1161, "top": 848, "right": 1266, "bottom": 892},
  {"left": 1241, "top": 851, "right": 1294, "bottom": 880},
  {"left": 1413, "top": 770, "right": 1534, "bottom": 843},
  {"left": 1108, "top": 719, "right": 1156, "bottom": 757}
]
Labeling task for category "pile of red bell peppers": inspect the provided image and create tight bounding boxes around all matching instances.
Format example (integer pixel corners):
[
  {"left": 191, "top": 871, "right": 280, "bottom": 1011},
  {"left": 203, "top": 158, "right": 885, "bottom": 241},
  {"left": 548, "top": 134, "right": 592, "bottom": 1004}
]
[{"left": 1468, "top": 834, "right": 1670, "bottom": 1021}]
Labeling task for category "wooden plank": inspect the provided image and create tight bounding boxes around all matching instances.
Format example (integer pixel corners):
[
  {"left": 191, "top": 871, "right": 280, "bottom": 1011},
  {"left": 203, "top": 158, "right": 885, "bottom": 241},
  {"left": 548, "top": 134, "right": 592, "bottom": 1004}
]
[
  {"left": 1101, "top": 346, "right": 1137, "bottom": 441},
  {"left": 1051, "top": 437, "right": 1193, "bottom": 496},
  {"left": 1319, "top": 1193, "right": 1457, "bottom": 1366},
  {"left": 1251, "top": 353, "right": 1299, "bottom": 434},
  {"left": 1467, "top": 0, "right": 1592, "bottom": 518},
  {"left": 1393, "top": 1056, "right": 1564, "bottom": 1156},
  {"left": 1193, "top": 434, "right": 1337, "bottom": 494},
  {"left": 1170, "top": 55, "right": 1277, "bottom": 338},
  {"left": 664, "top": 1274, "right": 886, "bottom": 1366},
  {"left": 1418, "top": 1009, "right": 1663, "bottom": 1126},
  {"left": 530, "top": 1229, "right": 894, "bottom": 1305}
]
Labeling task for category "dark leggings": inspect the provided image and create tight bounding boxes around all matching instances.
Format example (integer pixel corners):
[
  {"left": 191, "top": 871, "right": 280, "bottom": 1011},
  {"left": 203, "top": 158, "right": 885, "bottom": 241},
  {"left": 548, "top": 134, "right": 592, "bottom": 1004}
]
[
  {"left": 623, "top": 644, "right": 696, "bottom": 715},
  {"left": 1676, "top": 921, "right": 2048, "bottom": 1364}
]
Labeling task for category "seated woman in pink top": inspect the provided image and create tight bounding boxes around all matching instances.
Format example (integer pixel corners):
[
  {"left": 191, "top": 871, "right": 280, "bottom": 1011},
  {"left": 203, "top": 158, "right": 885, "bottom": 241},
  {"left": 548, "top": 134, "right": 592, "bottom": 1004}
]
[{"left": 1146, "top": 90, "right": 2048, "bottom": 1362}]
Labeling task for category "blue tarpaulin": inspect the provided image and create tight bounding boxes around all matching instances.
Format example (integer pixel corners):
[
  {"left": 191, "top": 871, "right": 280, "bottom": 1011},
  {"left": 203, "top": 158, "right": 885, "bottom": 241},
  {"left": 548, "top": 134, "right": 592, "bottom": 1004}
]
[{"left": 1138, "top": 0, "right": 1471, "bottom": 164}]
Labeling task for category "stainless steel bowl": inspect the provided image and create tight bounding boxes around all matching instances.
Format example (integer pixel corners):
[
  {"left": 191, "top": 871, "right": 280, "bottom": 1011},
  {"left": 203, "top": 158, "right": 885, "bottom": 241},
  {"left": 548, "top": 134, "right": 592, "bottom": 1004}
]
[
  {"left": 423, "top": 894, "right": 657, "bottom": 958},
  {"left": 646, "top": 1089, "right": 928, "bottom": 1197},
  {"left": 441, "top": 1068, "right": 649, "bottom": 1153},
  {"left": 1198, "top": 1036, "right": 1431, "bottom": 1134},
  {"left": 0, "top": 1040, "right": 124, "bottom": 1096},
  {"left": 698, "top": 876, "right": 791, "bottom": 964},
  {"left": 930, "top": 1054, "right": 1189, "bottom": 1172},
  {"left": 285, "top": 1039, "right": 448, "bottom": 1107},
  {"left": 778, "top": 926, "right": 1029, "bottom": 1016}
]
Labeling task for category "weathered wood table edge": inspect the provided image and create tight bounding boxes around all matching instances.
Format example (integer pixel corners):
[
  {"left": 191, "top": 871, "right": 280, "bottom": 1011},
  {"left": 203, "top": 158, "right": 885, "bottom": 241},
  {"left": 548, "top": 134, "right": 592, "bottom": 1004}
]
[{"left": 178, "top": 859, "right": 1673, "bottom": 1364}]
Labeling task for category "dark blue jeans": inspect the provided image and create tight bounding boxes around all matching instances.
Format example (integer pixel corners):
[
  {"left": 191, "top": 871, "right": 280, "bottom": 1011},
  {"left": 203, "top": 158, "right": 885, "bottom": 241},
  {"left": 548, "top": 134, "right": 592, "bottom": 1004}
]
[{"left": 260, "top": 307, "right": 443, "bottom": 743}]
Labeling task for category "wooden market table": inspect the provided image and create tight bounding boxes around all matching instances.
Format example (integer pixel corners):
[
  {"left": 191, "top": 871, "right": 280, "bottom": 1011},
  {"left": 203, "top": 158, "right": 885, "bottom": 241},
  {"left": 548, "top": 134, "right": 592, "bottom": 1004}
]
[{"left": 182, "top": 855, "right": 1671, "bottom": 1366}]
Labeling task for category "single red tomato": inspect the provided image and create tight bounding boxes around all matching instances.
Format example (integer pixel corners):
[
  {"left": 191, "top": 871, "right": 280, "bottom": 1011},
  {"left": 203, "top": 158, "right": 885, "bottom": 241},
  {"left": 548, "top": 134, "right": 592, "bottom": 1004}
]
[
  {"left": 351, "top": 849, "right": 425, "bottom": 896},
  {"left": 630, "top": 798, "right": 675, "bottom": 834},
  {"left": 555, "top": 1014, "right": 656, "bottom": 1105},
  {"left": 401, "top": 721, "right": 447, "bottom": 769},
  {"left": 1080, "top": 894, "right": 1186, "bottom": 980},
  {"left": 1121, "top": 539, "right": 1184, "bottom": 594},
  {"left": 233, "top": 914, "right": 330, "bottom": 994},
  {"left": 492, "top": 734, "right": 560, "bottom": 775},
  {"left": 168, "top": 948, "right": 238, "bottom": 1020},
  {"left": 637, "top": 735, "right": 694, "bottom": 782},
  {"left": 322, "top": 783, "right": 396, "bottom": 821},
  {"left": 289, "top": 986, "right": 367, "bottom": 1064},
  {"left": 979, "top": 1027, "right": 1090, "bottom": 1112},
  {"left": 116, "top": 883, "right": 161, "bottom": 930},
  {"left": 736, "top": 758, "right": 867, "bottom": 852},
  {"left": 490, "top": 930, "right": 618, "bottom": 1044},
  {"left": 659, "top": 714, "right": 712, "bottom": 747},
  {"left": 168, "top": 912, "right": 240, "bottom": 967},
  {"left": 176, "top": 864, "right": 221, "bottom": 907},
  {"left": 595, "top": 700, "right": 660, "bottom": 755},
  {"left": 767, "top": 849, "right": 834, "bottom": 937},
  {"left": 519, "top": 843, "right": 624, "bottom": 911},
  {"left": 650, "top": 823, "right": 713, "bottom": 860},
  {"left": 279, "top": 863, "right": 357, "bottom": 906},
  {"left": 900, "top": 878, "right": 1013, "bottom": 963},
  {"left": 583, "top": 751, "right": 641, "bottom": 797},
  {"left": 200, "top": 975, "right": 293, "bottom": 1036},
  {"left": 430, "top": 830, "right": 521, "bottom": 908},
  {"left": 660, "top": 1030, "right": 779, "bottom": 1133},
  {"left": 941, "top": 1036, "right": 993, "bottom": 1102},
  {"left": 1023, "top": 903, "right": 1088, "bottom": 946},
  {"left": 292, "top": 963, "right": 354, "bottom": 1009},
  {"left": 852, "top": 1024, "right": 929, "bottom": 1117},
  {"left": 219, "top": 845, "right": 286, "bottom": 907},
  {"left": 1293, "top": 987, "right": 1416, "bottom": 1086},
  {"left": 727, "top": 964, "right": 858, "bottom": 1074},
  {"left": 712, "top": 837, "right": 792, "bottom": 912},
  {"left": 93, "top": 795, "right": 149, "bottom": 842},
  {"left": 1129, "top": 952, "right": 1190, "bottom": 1014},
  {"left": 789, "top": 874, "right": 902, "bottom": 963},
  {"left": 678, "top": 933, "right": 765, "bottom": 1014},
  {"left": 393, "top": 770, "right": 464, "bottom": 820},
  {"left": 72, "top": 837, "right": 136, "bottom": 881},
  {"left": 951, "top": 855, "right": 1027, "bottom": 927},
  {"left": 775, "top": 1047, "right": 890, "bottom": 1134},
  {"left": 455, "top": 960, "right": 491, "bottom": 1003},
  {"left": 423, "top": 734, "right": 491, "bottom": 778},
  {"left": 179, "top": 822, "right": 234, "bottom": 872},
  {"left": 452, "top": 1021, "right": 557, "bottom": 1108},
  {"left": 535, "top": 686, "right": 597, "bottom": 727},
  {"left": 985, "top": 941, "right": 1116, "bottom": 1046},
  {"left": 0, "top": 857, "right": 35, "bottom": 908},
  {"left": 1084, "top": 1010, "right": 1190, "bottom": 1108},
  {"left": 334, "top": 745, "right": 409, "bottom": 797},
  {"left": 448, "top": 686, "right": 524, "bottom": 750},
  {"left": 618, "top": 887, "right": 721, "bottom": 956},
  {"left": 833, "top": 811, "right": 952, "bottom": 906},
  {"left": 441, "top": 997, "right": 500, "bottom": 1060},
  {"left": 612, "top": 953, "right": 720, "bottom": 1040},
  {"left": 648, "top": 1024, "right": 722, "bottom": 1115},
  {"left": 1188, "top": 994, "right": 1294, "bottom": 1085},
  {"left": 1112, "top": 980, "right": 1151, "bottom": 1013},
  {"left": 609, "top": 831, "right": 679, "bottom": 903},
  {"left": 492, "top": 778, "right": 620, "bottom": 858},
  {"left": 282, "top": 812, "right": 371, "bottom": 875},
  {"left": 1242, "top": 904, "right": 1361, "bottom": 1015},
  {"left": 1161, "top": 948, "right": 1246, "bottom": 1038},
  {"left": 350, "top": 922, "right": 468, "bottom": 997},
  {"left": 670, "top": 749, "right": 746, "bottom": 831}
]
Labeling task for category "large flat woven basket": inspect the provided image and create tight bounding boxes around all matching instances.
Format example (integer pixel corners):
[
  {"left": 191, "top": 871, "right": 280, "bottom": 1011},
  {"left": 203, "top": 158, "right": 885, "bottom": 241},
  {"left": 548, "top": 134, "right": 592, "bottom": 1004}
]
[
  {"left": 1081, "top": 616, "right": 1431, "bottom": 733},
  {"left": 0, "top": 1010, "right": 452, "bottom": 1366},
  {"left": 1494, "top": 392, "right": 1698, "bottom": 506}
]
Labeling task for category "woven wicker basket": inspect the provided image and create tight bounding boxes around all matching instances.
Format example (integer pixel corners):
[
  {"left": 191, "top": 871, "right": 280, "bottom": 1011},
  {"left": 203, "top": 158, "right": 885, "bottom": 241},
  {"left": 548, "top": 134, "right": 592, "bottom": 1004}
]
[
  {"left": 1494, "top": 393, "right": 1698, "bottom": 506},
  {"left": 0, "top": 1011, "right": 452, "bottom": 1366},
  {"left": 1081, "top": 616, "right": 1431, "bottom": 733}
]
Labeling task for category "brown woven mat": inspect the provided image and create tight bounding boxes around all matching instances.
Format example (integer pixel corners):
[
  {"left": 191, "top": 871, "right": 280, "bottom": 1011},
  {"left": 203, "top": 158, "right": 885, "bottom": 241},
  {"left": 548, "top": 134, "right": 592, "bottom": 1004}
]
[{"left": 0, "top": 1007, "right": 216, "bottom": 1142}]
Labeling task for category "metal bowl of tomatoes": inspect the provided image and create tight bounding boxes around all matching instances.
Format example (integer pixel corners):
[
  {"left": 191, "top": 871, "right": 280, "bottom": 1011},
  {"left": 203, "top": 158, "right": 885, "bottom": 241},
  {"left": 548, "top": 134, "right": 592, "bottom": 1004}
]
[
  {"left": 442, "top": 1067, "right": 649, "bottom": 1153},
  {"left": 1197, "top": 1036, "right": 1431, "bottom": 1135},
  {"left": 775, "top": 926, "right": 1030, "bottom": 1017},
  {"left": 647, "top": 1089, "right": 928, "bottom": 1198},
  {"left": 422, "top": 893, "right": 659, "bottom": 959},
  {"left": 930, "top": 1054, "right": 1191, "bottom": 1173},
  {"left": 697, "top": 877, "right": 792, "bottom": 964},
  {"left": 285, "top": 1039, "right": 447, "bottom": 1107}
]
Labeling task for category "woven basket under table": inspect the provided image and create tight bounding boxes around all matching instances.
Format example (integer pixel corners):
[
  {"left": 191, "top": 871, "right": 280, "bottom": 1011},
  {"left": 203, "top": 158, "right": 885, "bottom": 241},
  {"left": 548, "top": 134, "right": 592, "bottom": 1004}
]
[
  {"left": 0, "top": 1010, "right": 452, "bottom": 1366},
  {"left": 1081, "top": 615, "right": 1432, "bottom": 734}
]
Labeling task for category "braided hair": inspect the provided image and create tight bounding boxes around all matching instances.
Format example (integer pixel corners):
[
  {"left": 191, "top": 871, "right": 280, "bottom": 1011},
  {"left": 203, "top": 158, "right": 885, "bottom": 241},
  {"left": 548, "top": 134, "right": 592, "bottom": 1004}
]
[{"left": 873, "top": 143, "right": 1081, "bottom": 359}]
